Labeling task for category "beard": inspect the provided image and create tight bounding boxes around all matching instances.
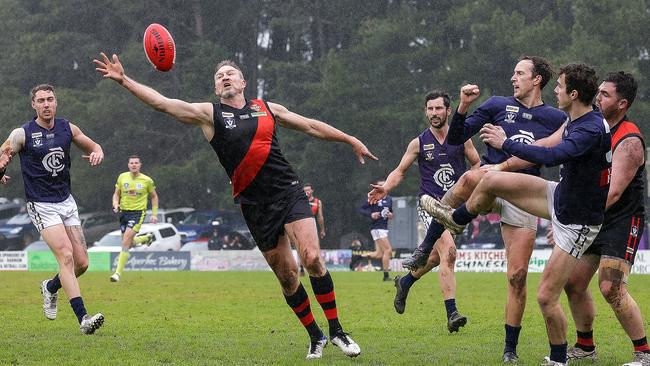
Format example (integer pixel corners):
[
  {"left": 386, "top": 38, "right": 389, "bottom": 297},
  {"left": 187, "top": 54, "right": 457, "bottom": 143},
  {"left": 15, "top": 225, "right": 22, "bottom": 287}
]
[{"left": 429, "top": 117, "right": 446, "bottom": 129}]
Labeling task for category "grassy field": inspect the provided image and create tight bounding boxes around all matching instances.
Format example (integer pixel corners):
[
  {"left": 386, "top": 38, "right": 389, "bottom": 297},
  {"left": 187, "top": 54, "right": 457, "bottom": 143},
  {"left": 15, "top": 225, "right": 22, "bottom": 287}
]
[{"left": 1, "top": 271, "right": 649, "bottom": 365}]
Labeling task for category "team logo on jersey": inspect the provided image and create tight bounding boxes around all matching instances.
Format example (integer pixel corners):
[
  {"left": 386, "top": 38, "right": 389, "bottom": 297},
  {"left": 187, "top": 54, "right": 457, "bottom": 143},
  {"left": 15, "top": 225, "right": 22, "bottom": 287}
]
[
  {"left": 221, "top": 112, "right": 234, "bottom": 118},
  {"left": 506, "top": 105, "right": 519, "bottom": 113},
  {"left": 505, "top": 112, "right": 516, "bottom": 124},
  {"left": 46, "top": 133, "right": 55, "bottom": 139},
  {"left": 123, "top": 183, "right": 129, "bottom": 189},
  {"left": 423, "top": 144, "right": 435, "bottom": 151},
  {"left": 522, "top": 113, "right": 532, "bottom": 120},
  {"left": 631, "top": 224, "right": 639, "bottom": 238},
  {"left": 433, "top": 163, "right": 456, "bottom": 192},
  {"left": 41, "top": 147, "right": 65, "bottom": 177},
  {"left": 224, "top": 117, "right": 237, "bottom": 129},
  {"left": 33, "top": 138, "right": 42, "bottom": 147},
  {"left": 425, "top": 151, "right": 435, "bottom": 161},
  {"left": 251, "top": 112, "right": 267, "bottom": 117},
  {"left": 136, "top": 183, "right": 143, "bottom": 189},
  {"left": 250, "top": 103, "right": 261, "bottom": 112},
  {"left": 239, "top": 114, "right": 250, "bottom": 120},
  {"left": 509, "top": 130, "right": 535, "bottom": 145},
  {"left": 31, "top": 132, "right": 42, "bottom": 138}
]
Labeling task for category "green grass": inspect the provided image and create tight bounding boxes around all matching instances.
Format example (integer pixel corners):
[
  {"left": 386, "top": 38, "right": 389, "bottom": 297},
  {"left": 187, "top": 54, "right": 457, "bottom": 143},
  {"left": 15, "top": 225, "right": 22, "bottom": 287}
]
[{"left": 0, "top": 271, "right": 648, "bottom": 365}]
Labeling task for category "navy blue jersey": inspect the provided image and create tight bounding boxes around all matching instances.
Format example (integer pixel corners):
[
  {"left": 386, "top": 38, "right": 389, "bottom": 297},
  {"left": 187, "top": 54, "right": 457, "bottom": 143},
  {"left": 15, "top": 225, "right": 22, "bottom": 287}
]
[
  {"left": 449, "top": 96, "right": 567, "bottom": 176},
  {"left": 210, "top": 99, "right": 302, "bottom": 204},
  {"left": 359, "top": 196, "right": 393, "bottom": 230},
  {"left": 19, "top": 118, "right": 73, "bottom": 203},
  {"left": 502, "top": 110, "right": 611, "bottom": 225},
  {"left": 417, "top": 128, "right": 466, "bottom": 199}
]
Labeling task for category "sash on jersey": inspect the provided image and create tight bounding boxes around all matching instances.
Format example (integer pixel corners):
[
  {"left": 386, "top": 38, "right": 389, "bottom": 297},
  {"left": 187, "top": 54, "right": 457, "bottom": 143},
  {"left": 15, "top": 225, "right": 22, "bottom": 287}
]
[{"left": 231, "top": 99, "right": 275, "bottom": 198}]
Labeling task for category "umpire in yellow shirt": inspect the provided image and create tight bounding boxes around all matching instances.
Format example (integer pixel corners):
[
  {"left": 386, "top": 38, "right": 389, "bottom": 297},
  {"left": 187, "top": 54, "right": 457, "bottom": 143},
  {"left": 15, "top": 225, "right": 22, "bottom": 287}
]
[{"left": 110, "top": 155, "right": 159, "bottom": 282}]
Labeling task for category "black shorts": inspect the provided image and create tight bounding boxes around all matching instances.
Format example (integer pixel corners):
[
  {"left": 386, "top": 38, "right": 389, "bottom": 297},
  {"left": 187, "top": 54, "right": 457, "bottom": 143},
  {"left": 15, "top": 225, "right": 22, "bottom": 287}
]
[
  {"left": 119, "top": 210, "right": 146, "bottom": 233},
  {"left": 585, "top": 215, "right": 644, "bottom": 264},
  {"left": 241, "top": 188, "right": 313, "bottom": 252}
]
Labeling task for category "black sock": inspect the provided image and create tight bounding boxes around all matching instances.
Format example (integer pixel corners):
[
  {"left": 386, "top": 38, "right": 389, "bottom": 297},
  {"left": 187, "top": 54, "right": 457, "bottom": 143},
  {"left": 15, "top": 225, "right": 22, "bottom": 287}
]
[
  {"left": 47, "top": 274, "right": 62, "bottom": 293},
  {"left": 504, "top": 324, "right": 522, "bottom": 353},
  {"left": 284, "top": 283, "right": 323, "bottom": 341},
  {"left": 383, "top": 271, "right": 389, "bottom": 279},
  {"left": 452, "top": 203, "right": 477, "bottom": 226},
  {"left": 310, "top": 271, "right": 342, "bottom": 337},
  {"left": 444, "top": 299, "right": 457, "bottom": 318},
  {"left": 549, "top": 342, "right": 567, "bottom": 364},
  {"left": 69, "top": 297, "right": 87, "bottom": 324},
  {"left": 632, "top": 336, "right": 650, "bottom": 353}
]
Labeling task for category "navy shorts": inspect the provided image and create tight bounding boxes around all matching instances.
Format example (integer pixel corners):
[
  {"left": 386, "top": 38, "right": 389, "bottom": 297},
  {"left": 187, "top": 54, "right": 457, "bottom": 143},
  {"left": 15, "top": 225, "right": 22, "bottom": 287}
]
[
  {"left": 585, "top": 215, "right": 645, "bottom": 265},
  {"left": 241, "top": 188, "right": 313, "bottom": 252},
  {"left": 119, "top": 210, "right": 146, "bottom": 233}
]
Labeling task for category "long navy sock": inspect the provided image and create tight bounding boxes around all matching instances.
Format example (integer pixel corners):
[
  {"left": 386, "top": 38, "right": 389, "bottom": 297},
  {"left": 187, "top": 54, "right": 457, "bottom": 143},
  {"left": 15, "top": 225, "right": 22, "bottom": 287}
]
[
  {"left": 452, "top": 203, "right": 477, "bottom": 226},
  {"left": 504, "top": 324, "right": 522, "bottom": 353},
  {"left": 549, "top": 342, "right": 567, "bottom": 363},
  {"left": 401, "top": 272, "right": 419, "bottom": 291},
  {"left": 444, "top": 299, "right": 457, "bottom": 318},
  {"left": 46, "top": 274, "right": 62, "bottom": 293},
  {"left": 69, "top": 297, "right": 87, "bottom": 324},
  {"left": 418, "top": 221, "right": 445, "bottom": 253}
]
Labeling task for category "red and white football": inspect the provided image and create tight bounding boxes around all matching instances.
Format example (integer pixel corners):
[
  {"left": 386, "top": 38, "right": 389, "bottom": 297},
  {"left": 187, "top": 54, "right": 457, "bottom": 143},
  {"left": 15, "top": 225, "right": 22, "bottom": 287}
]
[{"left": 143, "top": 23, "right": 176, "bottom": 72}]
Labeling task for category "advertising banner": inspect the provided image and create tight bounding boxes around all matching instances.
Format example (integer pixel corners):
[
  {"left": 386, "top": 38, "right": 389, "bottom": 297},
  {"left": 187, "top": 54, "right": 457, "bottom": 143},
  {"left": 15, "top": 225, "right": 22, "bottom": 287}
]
[
  {"left": 0, "top": 251, "right": 27, "bottom": 271},
  {"left": 190, "top": 250, "right": 270, "bottom": 271},
  {"left": 28, "top": 251, "right": 111, "bottom": 271},
  {"left": 112, "top": 251, "right": 191, "bottom": 271}
]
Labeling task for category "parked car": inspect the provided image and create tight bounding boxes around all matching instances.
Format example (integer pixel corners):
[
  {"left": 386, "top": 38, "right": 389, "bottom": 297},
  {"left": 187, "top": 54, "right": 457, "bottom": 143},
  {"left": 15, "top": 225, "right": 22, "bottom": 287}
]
[
  {"left": 0, "top": 203, "right": 24, "bottom": 225},
  {"left": 88, "top": 223, "right": 182, "bottom": 252},
  {"left": 80, "top": 211, "right": 118, "bottom": 244},
  {"left": 0, "top": 231, "right": 24, "bottom": 251},
  {"left": 0, "top": 213, "right": 40, "bottom": 246},
  {"left": 176, "top": 210, "right": 250, "bottom": 243},
  {"left": 144, "top": 207, "right": 195, "bottom": 225}
]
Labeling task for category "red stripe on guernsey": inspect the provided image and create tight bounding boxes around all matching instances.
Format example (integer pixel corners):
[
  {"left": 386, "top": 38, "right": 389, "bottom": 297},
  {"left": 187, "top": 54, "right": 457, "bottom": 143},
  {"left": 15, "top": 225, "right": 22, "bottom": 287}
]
[
  {"left": 292, "top": 298, "right": 311, "bottom": 314},
  {"left": 231, "top": 99, "right": 275, "bottom": 198},
  {"left": 323, "top": 308, "right": 338, "bottom": 320},
  {"left": 612, "top": 121, "right": 642, "bottom": 149},
  {"left": 599, "top": 168, "right": 611, "bottom": 187},
  {"left": 315, "top": 291, "right": 336, "bottom": 304},
  {"left": 625, "top": 216, "right": 637, "bottom": 261},
  {"left": 299, "top": 312, "right": 315, "bottom": 326}
]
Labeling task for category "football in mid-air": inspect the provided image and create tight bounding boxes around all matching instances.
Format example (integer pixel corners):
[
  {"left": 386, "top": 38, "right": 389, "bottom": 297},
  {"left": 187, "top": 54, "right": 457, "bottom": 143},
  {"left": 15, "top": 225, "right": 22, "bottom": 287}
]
[{"left": 143, "top": 23, "right": 175, "bottom": 72}]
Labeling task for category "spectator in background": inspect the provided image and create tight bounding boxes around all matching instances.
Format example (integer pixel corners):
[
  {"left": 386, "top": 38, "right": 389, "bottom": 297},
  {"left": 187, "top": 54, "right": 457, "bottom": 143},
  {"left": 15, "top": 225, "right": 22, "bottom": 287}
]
[{"left": 359, "top": 181, "right": 394, "bottom": 282}]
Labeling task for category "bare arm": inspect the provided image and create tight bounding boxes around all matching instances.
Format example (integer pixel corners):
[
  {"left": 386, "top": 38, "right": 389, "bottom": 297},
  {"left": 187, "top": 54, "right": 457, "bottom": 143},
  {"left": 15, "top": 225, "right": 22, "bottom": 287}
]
[
  {"left": 149, "top": 189, "right": 159, "bottom": 223},
  {"left": 268, "top": 102, "right": 378, "bottom": 164},
  {"left": 70, "top": 123, "right": 104, "bottom": 166},
  {"left": 463, "top": 138, "right": 481, "bottom": 169},
  {"left": 607, "top": 137, "right": 644, "bottom": 210},
  {"left": 112, "top": 187, "right": 121, "bottom": 213},
  {"left": 367, "top": 138, "right": 419, "bottom": 204},
  {"left": 94, "top": 52, "right": 215, "bottom": 140},
  {"left": 316, "top": 202, "right": 325, "bottom": 238},
  {"left": 0, "top": 128, "right": 25, "bottom": 184}
]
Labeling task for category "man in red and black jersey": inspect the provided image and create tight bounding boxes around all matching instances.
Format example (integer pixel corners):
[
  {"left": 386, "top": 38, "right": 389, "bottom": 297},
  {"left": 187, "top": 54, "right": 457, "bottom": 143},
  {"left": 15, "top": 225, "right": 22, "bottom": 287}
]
[
  {"left": 563, "top": 72, "right": 650, "bottom": 365},
  {"left": 95, "top": 53, "right": 376, "bottom": 360}
]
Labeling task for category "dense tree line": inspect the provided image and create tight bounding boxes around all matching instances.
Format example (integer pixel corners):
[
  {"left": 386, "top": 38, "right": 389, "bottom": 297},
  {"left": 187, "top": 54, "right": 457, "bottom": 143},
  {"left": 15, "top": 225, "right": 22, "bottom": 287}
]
[{"left": 0, "top": 0, "right": 648, "bottom": 247}]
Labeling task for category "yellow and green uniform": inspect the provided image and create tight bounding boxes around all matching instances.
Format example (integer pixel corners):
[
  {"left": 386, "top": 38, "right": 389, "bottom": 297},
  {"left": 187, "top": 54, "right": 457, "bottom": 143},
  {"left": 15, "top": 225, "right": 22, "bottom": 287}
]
[{"left": 114, "top": 172, "right": 156, "bottom": 279}]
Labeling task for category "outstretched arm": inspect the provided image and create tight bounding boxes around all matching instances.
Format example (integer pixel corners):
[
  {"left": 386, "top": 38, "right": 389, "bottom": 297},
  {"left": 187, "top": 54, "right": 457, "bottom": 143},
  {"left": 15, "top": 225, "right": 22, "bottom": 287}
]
[
  {"left": 0, "top": 128, "right": 24, "bottom": 184},
  {"left": 268, "top": 102, "right": 378, "bottom": 164},
  {"left": 94, "top": 52, "right": 215, "bottom": 140},
  {"left": 368, "top": 138, "right": 418, "bottom": 204}
]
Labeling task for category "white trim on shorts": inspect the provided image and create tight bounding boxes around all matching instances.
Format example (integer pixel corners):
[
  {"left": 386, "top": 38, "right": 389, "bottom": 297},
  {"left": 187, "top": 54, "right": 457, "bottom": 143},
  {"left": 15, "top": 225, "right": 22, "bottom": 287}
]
[
  {"left": 546, "top": 181, "right": 601, "bottom": 259},
  {"left": 370, "top": 229, "right": 389, "bottom": 241},
  {"left": 25, "top": 195, "right": 81, "bottom": 231}
]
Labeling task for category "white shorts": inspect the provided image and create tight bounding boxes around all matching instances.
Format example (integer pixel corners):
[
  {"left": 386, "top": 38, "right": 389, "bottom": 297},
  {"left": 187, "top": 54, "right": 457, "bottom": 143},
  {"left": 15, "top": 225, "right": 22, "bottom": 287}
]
[
  {"left": 26, "top": 195, "right": 81, "bottom": 231},
  {"left": 546, "top": 181, "right": 601, "bottom": 259},
  {"left": 371, "top": 229, "right": 389, "bottom": 241},
  {"left": 493, "top": 198, "right": 537, "bottom": 231}
]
